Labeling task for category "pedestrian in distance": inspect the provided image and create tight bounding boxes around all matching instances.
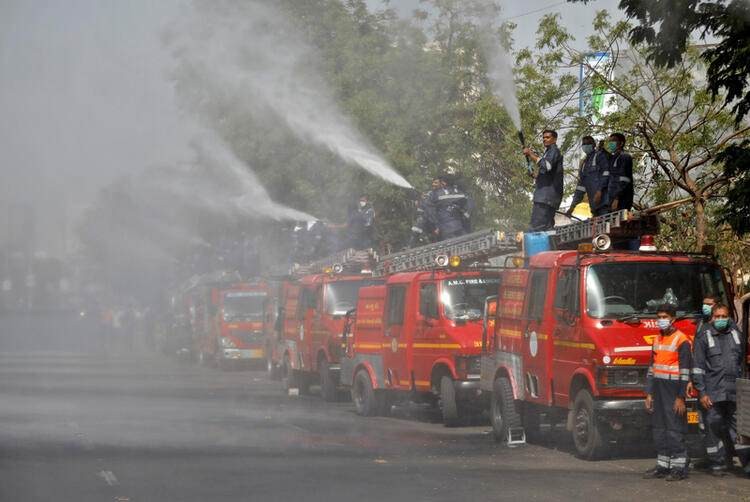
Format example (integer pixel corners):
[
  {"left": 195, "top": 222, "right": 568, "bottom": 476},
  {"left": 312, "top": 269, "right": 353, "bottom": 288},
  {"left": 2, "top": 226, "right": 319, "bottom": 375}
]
[
  {"left": 692, "top": 303, "right": 750, "bottom": 476},
  {"left": 603, "top": 132, "right": 633, "bottom": 212},
  {"left": 424, "top": 174, "right": 469, "bottom": 242},
  {"left": 566, "top": 135, "right": 611, "bottom": 217},
  {"left": 523, "top": 129, "right": 563, "bottom": 231},
  {"left": 643, "top": 304, "right": 692, "bottom": 481}
]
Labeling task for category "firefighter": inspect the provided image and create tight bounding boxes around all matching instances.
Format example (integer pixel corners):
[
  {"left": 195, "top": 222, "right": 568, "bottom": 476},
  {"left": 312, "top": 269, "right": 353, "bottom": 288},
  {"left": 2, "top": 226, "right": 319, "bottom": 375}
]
[
  {"left": 566, "top": 135, "right": 611, "bottom": 217},
  {"left": 347, "top": 195, "right": 375, "bottom": 250},
  {"left": 643, "top": 304, "right": 692, "bottom": 481},
  {"left": 692, "top": 303, "right": 750, "bottom": 476},
  {"left": 697, "top": 295, "right": 719, "bottom": 334},
  {"left": 424, "top": 174, "right": 469, "bottom": 241},
  {"left": 604, "top": 132, "right": 633, "bottom": 212},
  {"left": 408, "top": 190, "right": 434, "bottom": 248},
  {"left": 523, "top": 129, "right": 563, "bottom": 231}
]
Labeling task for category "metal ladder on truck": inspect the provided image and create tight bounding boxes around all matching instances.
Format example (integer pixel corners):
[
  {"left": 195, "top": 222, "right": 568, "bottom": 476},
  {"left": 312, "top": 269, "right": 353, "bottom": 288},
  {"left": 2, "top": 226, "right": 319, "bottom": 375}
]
[
  {"left": 373, "top": 229, "right": 521, "bottom": 277},
  {"left": 552, "top": 209, "right": 659, "bottom": 250}
]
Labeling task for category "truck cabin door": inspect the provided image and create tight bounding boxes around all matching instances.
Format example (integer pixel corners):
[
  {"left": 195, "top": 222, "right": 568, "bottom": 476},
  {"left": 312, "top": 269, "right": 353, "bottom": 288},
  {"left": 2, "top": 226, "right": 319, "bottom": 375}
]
[
  {"left": 551, "top": 267, "right": 581, "bottom": 405},
  {"left": 415, "top": 281, "right": 440, "bottom": 339},
  {"left": 523, "top": 269, "right": 551, "bottom": 405},
  {"left": 383, "top": 284, "right": 409, "bottom": 389}
]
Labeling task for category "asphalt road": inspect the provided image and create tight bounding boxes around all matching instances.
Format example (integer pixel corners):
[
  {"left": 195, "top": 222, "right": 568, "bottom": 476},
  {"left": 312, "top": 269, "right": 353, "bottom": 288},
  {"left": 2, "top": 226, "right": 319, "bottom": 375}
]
[{"left": 1, "top": 350, "right": 749, "bottom": 502}]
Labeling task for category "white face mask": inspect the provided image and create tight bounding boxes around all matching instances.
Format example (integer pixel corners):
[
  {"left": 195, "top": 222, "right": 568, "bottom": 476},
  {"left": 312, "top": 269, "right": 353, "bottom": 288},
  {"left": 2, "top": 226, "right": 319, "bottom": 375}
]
[{"left": 359, "top": 201, "right": 367, "bottom": 208}]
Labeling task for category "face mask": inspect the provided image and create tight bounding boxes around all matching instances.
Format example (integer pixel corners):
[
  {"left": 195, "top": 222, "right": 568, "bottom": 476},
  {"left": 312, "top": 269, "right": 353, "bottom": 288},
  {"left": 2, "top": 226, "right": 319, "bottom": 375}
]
[
  {"left": 702, "top": 304, "right": 713, "bottom": 317},
  {"left": 582, "top": 144, "right": 594, "bottom": 155},
  {"left": 657, "top": 319, "right": 672, "bottom": 331},
  {"left": 359, "top": 201, "right": 367, "bottom": 208},
  {"left": 713, "top": 319, "right": 729, "bottom": 331},
  {"left": 607, "top": 141, "right": 618, "bottom": 153}
]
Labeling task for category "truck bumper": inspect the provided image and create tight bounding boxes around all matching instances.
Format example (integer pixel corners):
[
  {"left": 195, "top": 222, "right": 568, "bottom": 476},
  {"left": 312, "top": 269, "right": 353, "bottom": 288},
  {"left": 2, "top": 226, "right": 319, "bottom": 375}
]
[
  {"left": 220, "top": 348, "right": 265, "bottom": 361},
  {"left": 454, "top": 379, "right": 484, "bottom": 401},
  {"left": 592, "top": 398, "right": 700, "bottom": 439}
]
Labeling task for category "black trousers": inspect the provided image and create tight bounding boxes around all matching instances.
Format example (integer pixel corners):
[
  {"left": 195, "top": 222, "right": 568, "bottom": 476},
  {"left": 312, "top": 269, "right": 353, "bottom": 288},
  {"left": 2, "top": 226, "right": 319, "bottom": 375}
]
[
  {"left": 652, "top": 380, "right": 688, "bottom": 472},
  {"left": 529, "top": 202, "right": 556, "bottom": 231},
  {"left": 703, "top": 400, "right": 750, "bottom": 471}
]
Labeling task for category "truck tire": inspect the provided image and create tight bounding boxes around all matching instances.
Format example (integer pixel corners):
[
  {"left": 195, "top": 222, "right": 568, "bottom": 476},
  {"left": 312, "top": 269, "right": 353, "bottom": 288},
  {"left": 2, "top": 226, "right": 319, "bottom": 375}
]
[
  {"left": 440, "top": 376, "right": 460, "bottom": 427},
  {"left": 572, "top": 389, "right": 607, "bottom": 460},
  {"left": 351, "top": 369, "right": 384, "bottom": 417},
  {"left": 491, "top": 376, "right": 521, "bottom": 443},
  {"left": 319, "top": 358, "right": 338, "bottom": 402}
]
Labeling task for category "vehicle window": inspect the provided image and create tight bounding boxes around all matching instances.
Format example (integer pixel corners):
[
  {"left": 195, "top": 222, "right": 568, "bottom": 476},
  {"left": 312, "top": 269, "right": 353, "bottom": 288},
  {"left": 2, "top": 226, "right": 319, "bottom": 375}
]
[
  {"left": 419, "top": 282, "right": 438, "bottom": 319},
  {"left": 527, "top": 270, "right": 548, "bottom": 320},
  {"left": 585, "top": 262, "right": 728, "bottom": 319},
  {"left": 554, "top": 269, "right": 579, "bottom": 314},
  {"left": 222, "top": 292, "right": 266, "bottom": 321},
  {"left": 324, "top": 279, "right": 383, "bottom": 315},
  {"left": 386, "top": 285, "right": 407, "bottom": 326},
  {"left": 440, "top": 276, "right": 500, "bottom": 321}
]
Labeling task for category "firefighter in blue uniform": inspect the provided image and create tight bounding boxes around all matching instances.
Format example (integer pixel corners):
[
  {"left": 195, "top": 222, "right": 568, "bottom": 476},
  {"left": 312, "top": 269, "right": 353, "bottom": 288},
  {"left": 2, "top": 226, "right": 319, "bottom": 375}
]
[
  {"left": 424, "top": 174, "right": 469, "bottom": 241},
  {"left": 408, "top": 190, "right": 434, "bottom": 248},
  {"left": 692, "top": 303, "right": 750, "bottom": 476},
  {"left": 643, "top": 304, "right": 692, "bottom": 481},
  {"left": 566, "top": 135, "right": 610, "bottom": 217},
  {"left": 604, "top": 132, "right": 633, "bottom": 212},
  {"left": 523, "top": 129, "right": 563, "bottom": 231},
  {"left": 347, "top": 195, "right": 375, "bottom": 250}
]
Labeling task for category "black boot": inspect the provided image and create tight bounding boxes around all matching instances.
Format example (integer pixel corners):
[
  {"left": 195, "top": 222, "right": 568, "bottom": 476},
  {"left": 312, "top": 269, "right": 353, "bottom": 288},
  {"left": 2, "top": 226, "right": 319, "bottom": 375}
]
[
  {"left": 642, "top": 466, "right": 669, "bottom": 479},
  {"left": 666, "top": 469, "right": 687, "bottom": 481}
]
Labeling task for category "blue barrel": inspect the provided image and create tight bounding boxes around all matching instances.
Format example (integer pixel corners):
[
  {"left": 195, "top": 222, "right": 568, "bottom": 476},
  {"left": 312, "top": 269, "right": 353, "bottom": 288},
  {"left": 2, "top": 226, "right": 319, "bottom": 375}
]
[{"left": 524, "top": 232, "right": 551, "bottom": 257}]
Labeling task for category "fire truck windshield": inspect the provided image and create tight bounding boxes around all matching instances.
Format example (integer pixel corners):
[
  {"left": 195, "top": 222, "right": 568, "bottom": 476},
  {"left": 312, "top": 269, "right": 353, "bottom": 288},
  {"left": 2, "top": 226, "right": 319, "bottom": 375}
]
[
  {"left": 441, "top": 277, "right": 501, "bottom": 321},
  {"left": 325, "top": 279, "right": 382, "bottom": 315},
  {"left": 222, "top": 292, "right": 266, "bottom": 321},
  {"left": 586, "top": 262, "right": 727, "bottom": 319}
]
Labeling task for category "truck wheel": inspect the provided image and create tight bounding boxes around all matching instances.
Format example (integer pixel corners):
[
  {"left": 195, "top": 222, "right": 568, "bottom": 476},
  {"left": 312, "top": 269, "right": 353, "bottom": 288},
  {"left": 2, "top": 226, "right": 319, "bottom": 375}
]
[
  {"left": 440, "top": 376, "right": 460, "bottom": 427},
  {"left": 320, "top": 358, "right": 338, "bottom": 402},
  {"left": 491, "top": 376, "right": 521, "bottom": 443},
  {"left": 572, "top": 389, "right": 607, "bottom": 460},
  {"left": 351, "top": 369, "right": 384, "bottom": 417}
]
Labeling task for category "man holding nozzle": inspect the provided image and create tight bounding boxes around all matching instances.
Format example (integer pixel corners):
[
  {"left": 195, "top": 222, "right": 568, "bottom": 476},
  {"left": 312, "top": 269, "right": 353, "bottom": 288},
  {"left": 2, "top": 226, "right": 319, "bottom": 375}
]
[
  {"left": 523, "top": 129, "right": 563, "bottom": 231},
  {"left": 566, "top": 135, "right": 610, "bottom": 217}
]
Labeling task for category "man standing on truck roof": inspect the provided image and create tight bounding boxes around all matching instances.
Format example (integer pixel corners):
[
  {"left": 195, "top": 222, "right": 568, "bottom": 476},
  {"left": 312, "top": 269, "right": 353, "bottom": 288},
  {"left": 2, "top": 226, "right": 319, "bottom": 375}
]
[
  {"left": 424, "top": 174, "right": 469, "bottom": 241},
  {"left": 523, "top": 129, "right": 563, "bottom": 231},
  {"left": 347, "top": 194, "right": 376, "bottom": 250},
  {"left": 603, "top": 132, "right": 633, "bottom": 212},
  {"left": 566, "top": 135, "right": 610, "bottom": 217},
  {"left": 692, "top": 303, "right": 750, "bottom": 476},
  {"left": 643, "top": 304, "right": 693, "bottom": 481}
]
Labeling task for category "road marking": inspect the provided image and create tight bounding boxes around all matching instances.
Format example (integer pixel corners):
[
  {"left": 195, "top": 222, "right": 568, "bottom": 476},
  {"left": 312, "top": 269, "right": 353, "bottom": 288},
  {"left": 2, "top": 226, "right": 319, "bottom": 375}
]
[{"left": 99, "top": 470, "right": 120, "bottom": 486}]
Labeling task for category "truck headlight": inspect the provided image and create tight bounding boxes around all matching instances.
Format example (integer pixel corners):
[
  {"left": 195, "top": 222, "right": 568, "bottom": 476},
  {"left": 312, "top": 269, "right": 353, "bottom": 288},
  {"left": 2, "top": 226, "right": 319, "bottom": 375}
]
[{"left": 220, "top": 337, "right": 237, "bottom": 348}]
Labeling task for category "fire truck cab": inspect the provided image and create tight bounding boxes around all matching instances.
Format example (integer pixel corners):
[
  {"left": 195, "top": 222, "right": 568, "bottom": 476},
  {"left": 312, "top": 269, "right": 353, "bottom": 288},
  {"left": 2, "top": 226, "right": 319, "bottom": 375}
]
[
  {"left": 481, "top": 247, "right": 732, "bottom": 458},
  {"left": 195, "top": 281, "right": 269, "bottom": 370},
  {"left": 273, "top": 273, "right": 382, "bottom": 400},
  {"left": 340, "top": 269, "right": 500, "bottom": 425}
]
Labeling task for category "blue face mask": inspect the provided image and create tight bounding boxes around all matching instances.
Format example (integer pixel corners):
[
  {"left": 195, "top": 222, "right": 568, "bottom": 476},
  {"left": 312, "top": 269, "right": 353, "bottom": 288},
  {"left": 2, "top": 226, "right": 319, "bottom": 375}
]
[
  {"left": 657, "top": 319, "right": 672, "bottom": 331},
  {"left": 713, "top": 319, "right": 729, "bottom": 331},
  {"left": 702, "top": 304, "right": 713, "bottom": 317},
  {"left": 582, "top": 144, "right": 594, "bottom": 155}
]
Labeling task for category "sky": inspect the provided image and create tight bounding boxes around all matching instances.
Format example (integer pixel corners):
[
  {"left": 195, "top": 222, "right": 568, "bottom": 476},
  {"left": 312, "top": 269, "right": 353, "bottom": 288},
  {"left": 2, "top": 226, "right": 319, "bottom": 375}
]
[{"left": 0, "top": 0, "right": 623, "bottom": 258}]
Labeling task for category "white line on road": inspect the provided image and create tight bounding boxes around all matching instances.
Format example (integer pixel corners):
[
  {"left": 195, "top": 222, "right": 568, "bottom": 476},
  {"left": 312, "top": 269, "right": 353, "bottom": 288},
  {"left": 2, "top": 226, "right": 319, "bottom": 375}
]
[{"left": 98, "top": 470, "right": 119, "bottom": 486}]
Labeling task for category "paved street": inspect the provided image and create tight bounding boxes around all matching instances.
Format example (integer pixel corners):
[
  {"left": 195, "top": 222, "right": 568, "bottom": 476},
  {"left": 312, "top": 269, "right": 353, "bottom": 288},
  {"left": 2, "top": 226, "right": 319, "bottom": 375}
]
[{"left": 1, "top": 350, "right": 748, "bottom": 502}]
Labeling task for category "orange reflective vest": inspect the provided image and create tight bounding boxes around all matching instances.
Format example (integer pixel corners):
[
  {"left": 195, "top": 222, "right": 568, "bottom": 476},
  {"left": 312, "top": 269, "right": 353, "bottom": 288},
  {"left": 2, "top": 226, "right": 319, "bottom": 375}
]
[{"left": 651, "top": 329, "right": 691, "bottom": 382}]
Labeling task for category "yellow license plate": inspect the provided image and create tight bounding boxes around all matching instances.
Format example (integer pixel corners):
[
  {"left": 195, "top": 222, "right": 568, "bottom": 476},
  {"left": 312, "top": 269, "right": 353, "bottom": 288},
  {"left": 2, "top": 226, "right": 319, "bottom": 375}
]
[{"left": 687, "top": 411, "right": 699, "bottom": 424}]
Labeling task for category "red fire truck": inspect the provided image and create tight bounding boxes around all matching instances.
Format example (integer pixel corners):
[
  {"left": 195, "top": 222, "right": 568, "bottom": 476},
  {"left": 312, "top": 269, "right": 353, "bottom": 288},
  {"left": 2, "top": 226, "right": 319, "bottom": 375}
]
[
  {"left": 267, "top": 250, "right": 382, "bottom": 400},
  {"left": 339, "top": 231, "right": 518, "bottom": 425},
  {"left": 480, "top": 210, "right": 734, "bottom": 458},
  {"left": 188, "top": 274, "right": 270, "bottom": 370}
]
